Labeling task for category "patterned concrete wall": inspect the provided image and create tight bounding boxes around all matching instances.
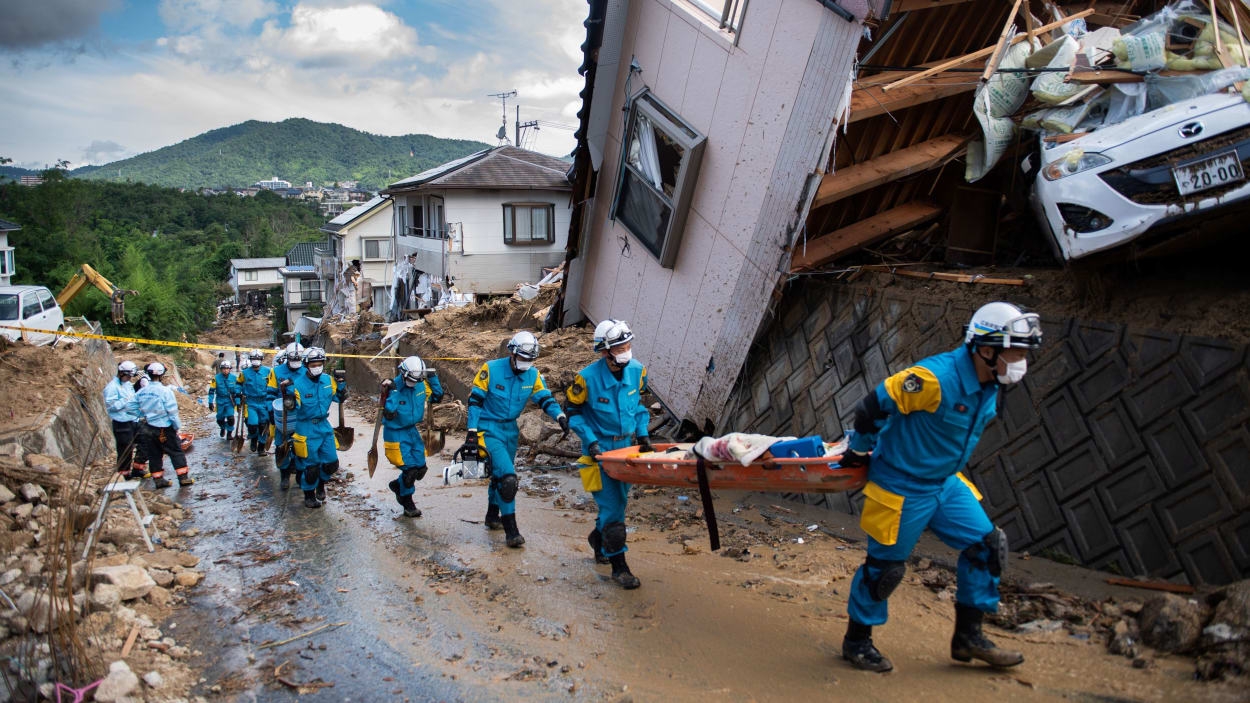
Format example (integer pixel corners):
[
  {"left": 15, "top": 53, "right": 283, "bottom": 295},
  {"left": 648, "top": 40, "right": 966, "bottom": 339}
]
[{"left": 720, "top": 281, "right": 1250, "bottom": 585}]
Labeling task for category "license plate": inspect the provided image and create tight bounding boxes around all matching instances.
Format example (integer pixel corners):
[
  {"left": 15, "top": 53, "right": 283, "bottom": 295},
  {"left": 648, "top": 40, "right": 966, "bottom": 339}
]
[{"left": 1173, "top": 150, "right": 1245, "bottom": 195}]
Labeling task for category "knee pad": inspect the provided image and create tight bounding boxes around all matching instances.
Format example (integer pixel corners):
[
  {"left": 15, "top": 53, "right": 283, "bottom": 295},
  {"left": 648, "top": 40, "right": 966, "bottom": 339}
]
[
  {"left": 968, "top": 526, "right": 1007, "bottom": 577},
  {"left": 602, "top": 521, "right": 627, "bottom": 554},
  {"left": 413, "top": 465, "right": 428, "bottom": 482},
  {"left": 401, "top": 467, "right": 424, "bottom": 489},
  {"left": 496, "top": 474, "right": 518, "bottom": 503},
  {"left": 864, "top": 556, "right": 906, "bottom": 601},
  {"left": 324, "top": 459, "right": 340, "bottom": 476}
]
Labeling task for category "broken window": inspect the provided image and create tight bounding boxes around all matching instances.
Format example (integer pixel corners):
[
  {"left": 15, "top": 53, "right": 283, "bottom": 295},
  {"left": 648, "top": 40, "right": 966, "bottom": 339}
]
[
  {"left": 611, "top": 90, "right": 706, "bottom": 268},
  {"left": 503, "top": 203, "right": 556, "bottom": 244}
]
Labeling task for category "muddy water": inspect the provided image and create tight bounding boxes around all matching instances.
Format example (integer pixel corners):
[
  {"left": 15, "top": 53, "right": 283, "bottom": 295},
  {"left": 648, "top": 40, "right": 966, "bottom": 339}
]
[{"left": 170, "top": 407, "right": 1247, "bottom": 702}]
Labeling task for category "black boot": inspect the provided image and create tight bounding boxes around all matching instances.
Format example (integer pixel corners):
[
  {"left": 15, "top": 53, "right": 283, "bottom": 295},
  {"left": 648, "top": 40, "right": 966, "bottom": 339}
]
[
  {"left": 250, "top": 437, "right": 258, "bottom": 452},
  {"left": 842, "top": 621, "right": 892, "bottom": 672},
  {"left": 153, "top": 477, "right": 172, "bottom": 489},
  {"left": 314, "top": 478, "right": 327, "bottom": 502},
  {"left": 951, "top": 604, "right": 1023, "bottom": 668},
  {"left": 501, "top": 514, "right": 525, "bottom": 548},
  {"left": 484, "top": 504, "right": 503, "bottom": 530},
  {"left": 588, "top": 529, "right": 610, "bottom": 564},
  {"left": 607, "top": 553, "right": 640, "bottom": 589},
  {"left": 303, "top": 490, "right": 322, "bottom": 509},
  {"left": 219, "top": 426, "right": 226, "bottom": 438},
  {"left": 279, "top": 471, "right": 291, "bottom": 490},
  {"left": 398, "top": 495, "right": 422, "bottom": 518}
]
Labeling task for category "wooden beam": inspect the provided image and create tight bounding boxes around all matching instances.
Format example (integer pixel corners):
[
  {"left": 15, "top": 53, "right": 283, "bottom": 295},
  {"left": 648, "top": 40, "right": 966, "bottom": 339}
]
[
  {"left": 890, "top": 0, "right": 975, "bottom": 11},
  {"left": 851, "top": 71, "right": 973, "bottom": 122},
  {"left": 983, "top": 0, "right": 1026, "bottom": 83},
  {"left": 813, "top": 134, "right": 969, "bottom": 209},
  {"left": 791, "top": 202, "right": 943, "bottom": 271}
]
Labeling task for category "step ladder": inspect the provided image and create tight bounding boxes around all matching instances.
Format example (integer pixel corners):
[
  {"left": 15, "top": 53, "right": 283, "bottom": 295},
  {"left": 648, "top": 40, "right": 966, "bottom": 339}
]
[{"left": 81, "top": 479, "right": 162, "bottom": 559}]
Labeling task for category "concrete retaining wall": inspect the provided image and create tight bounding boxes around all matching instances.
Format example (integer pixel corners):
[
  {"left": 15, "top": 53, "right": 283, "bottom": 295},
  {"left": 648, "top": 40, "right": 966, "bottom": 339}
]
[{"left": 720, "top": 281, "right": 1250, "bottom": 585}]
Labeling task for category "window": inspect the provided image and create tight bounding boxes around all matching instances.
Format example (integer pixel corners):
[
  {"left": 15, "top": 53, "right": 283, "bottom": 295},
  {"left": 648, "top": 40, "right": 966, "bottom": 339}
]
[
  {"left": 0, "top": 249, "right": 13, "bottom": 276},
  {"left": 244, "top": 270, "right": 258, "bottom": 281},
  {"left": 687, "top": 0, "right": 747, "bottom": 34},
  {"left": 397, "top": 205, "right": 406, "bottom": 237},
  {"left": 299, "top": 279, "right": 321, "bottom": 302},
  {"left": 611, "top": 90, "right": 707, "bottom": 268},
  {"left": 21, "top": 293, "right": 41, "bottom": 319},
  {"left": 0, "top": 294, "right": 17, "bottom": 321},
  {"left": 363, "top": 239, "right": 391, "bottom": 260},
  {"left": 503, "top": 203, "right": 556, "bottom": 244},
  {"left": 38, "top": 289, "right": 57, "bottom": 312}
]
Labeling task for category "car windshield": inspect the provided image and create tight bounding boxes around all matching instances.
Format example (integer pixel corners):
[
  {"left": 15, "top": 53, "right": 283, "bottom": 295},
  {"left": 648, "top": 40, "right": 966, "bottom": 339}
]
[{"left": 0, "top": 294, "right": 18, "bottom": 321}]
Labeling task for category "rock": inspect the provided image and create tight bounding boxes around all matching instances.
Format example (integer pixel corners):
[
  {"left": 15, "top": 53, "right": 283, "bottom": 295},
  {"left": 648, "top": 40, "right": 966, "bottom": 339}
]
[
  {"left": 95, "top": 660, "right": 139, "bottom": 702},
  {"left": 0, "top": 484, "right": 14, "bottom": 504},
  {"left": 168, "top": 645, "right": 190, "bottom": 659},
  {"left": 517, "top": 413, "right": 546, "bottom": 445},
  {"left": 143, "top": 670, "right": 164, "bottom": 689},
  {"left": 1139, "top": 593, "right": 1205, "bottom": 653},
  {"left": 22, "top": 454, "right": 60, "bottom": 472},
  {"left": 31, "top": 504, "right": 50, "bottom": 518},
  {"left": 1211, "top": 579, "right": 1250, "bottom": 632},
  {"left": 91, "top": 564, "right": 156, "bottom": 601},
  {"left": 146, "top": 586, "right": 171, "bottom": 607},
  {"left": 1108, "top": 618, "right": 1140, "bottom": 658},
  {"left": 174, "top": 571, "right": 202, "bottom": 588},
  {"left": 1017, "top": 619, "right": 1064, "bottom": 634},
  {"left": 0, "top": 531, "right": 34, "bottom": 553},
  {"left": 90, "top": 584, "right": 122, "bottom": 613},
  {"left": 9, "top": 503, "right": 33, "bottom": 521},
  {"left": 20, "top": 593, "right": 73, "bottom": 634},
  {"left": 0, "top": 569, "right": 20, "bottom": 586},
  {"left": 148, "top": 569, "right": 174, "bottom": 587},
  {"left": 133, "top": 550, "right": 200, "bottom": 570},
  {"left": 18, "top": 483, "right": 46, "bottom": 505}
]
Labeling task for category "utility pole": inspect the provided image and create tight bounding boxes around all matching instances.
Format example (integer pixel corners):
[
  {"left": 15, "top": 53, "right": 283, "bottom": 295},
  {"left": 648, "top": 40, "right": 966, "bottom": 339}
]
[
  {"left": 488, "top": 90, "right": 517, "bottom": 145},
  {"left": 515, "top": 105, "right": 538, "bottom": 150}
]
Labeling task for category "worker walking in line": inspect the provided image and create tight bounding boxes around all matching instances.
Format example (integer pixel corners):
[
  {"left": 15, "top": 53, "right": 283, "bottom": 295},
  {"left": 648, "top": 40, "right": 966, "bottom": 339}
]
[
  {"left": 267, "top": 344, "right": 304, "bottom": 489},
  {"left": 566, "top": 320, "right": 651, "bottom": 589},
  {"left": 281, "top": 347, "right": 347, "bottom": 509},
  {"left": 128, "top": 362, "right": 193, "bottom": 488},
  {"left": 240, "top": 348, "right": 272, "bottom": 454},
  {"left": 104, "top": 360, "right": 145, "bottom": 480},
  {"left": 209, "top": 358, "right": 241, "bottom": 439},
  {"left": 381, "top": 355, "right": 445, "bottom": 518},
  {"left": 837, "top": 302, "right": 1042, "bottom": 673},
  {"left": 460, "top": 330, "right": 569, "bottom": 548},
  {"left": 211, "top": 352, "right": 225, "bottom": 374}
]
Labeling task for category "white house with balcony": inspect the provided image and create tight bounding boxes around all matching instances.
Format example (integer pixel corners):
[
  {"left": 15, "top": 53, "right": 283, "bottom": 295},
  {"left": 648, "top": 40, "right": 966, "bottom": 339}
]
[
  {"left": 381, "top": 146, "right": 572, "bottom": 316},
  {"left": 279, "top": 242, "right": 323, "bottom": 332},
  {"left": 317, "top": 195, "right": 394, "bottom": 315},
  {"left": 0, "top": 219, "right": 19, "bottom": 286},
  {"left": 228, "top": 257, "right": 284, "bottom": 307}
]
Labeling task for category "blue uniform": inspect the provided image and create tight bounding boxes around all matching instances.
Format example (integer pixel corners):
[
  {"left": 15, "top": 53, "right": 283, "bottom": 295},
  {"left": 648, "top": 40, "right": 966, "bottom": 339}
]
[
  {"left": 240, "top": 365, "right": 272, "bottom": 443},
  {"left": 104, "top": 377, "right": 139, "bottom": 423},
  {"left": 467, "top": 358, "right": 564, "bottom": 517},
  {"left": 846, "top": 348, "right": 1000, "bottom": 626},
  {"left": 105, "top": 376, "right": 141, "bottom": 475},
  {"left": 268, "top": 364, "right": 302, "bottom": 474},
  {"left": 566, "top": 357, "right": 649, "bottom": 557},
  {"left": 209, "top": 372, "right": 241, "bottom": 432},
  {"left": 128, "top": 382, "right": 188, "bottom": 479},
  {"left": 289, "top": 370, "right": 346, "bottom": 491},
  {"left": 382, "top": 373, "right": 445, "bottom": 496}
]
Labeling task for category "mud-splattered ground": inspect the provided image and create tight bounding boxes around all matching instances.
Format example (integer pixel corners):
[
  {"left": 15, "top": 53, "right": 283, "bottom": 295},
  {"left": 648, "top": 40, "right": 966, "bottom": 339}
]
[{"left": 161, "top": 405, "right": 1249, "bottom": 703}]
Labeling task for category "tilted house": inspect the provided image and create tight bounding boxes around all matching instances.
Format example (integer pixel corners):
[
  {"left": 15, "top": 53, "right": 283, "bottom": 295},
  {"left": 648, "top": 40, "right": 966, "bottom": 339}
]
[{"left": 317, "top": 195, "right": 395, "bottom": 315}]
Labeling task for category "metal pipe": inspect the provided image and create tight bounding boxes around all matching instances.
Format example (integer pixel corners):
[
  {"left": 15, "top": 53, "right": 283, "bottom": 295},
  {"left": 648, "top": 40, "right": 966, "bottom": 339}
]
[{"left": 816, "top": 0, "right": 856, "bottom": 22}]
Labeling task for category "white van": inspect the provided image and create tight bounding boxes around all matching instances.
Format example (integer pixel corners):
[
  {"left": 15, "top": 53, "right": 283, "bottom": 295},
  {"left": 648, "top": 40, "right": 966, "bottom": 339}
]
[{"left": 0, "top": 285, "right": 65, "bottom": 345}]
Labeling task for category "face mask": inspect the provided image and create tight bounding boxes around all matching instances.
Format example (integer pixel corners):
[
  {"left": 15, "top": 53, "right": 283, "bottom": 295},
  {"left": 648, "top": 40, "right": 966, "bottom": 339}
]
[
  {"left": 513, "top": 359, "right": 534, "bottom": 371},
  {"left": 308, "top": 366, "right": 324, "bottom": 377},
  {"left": 405, "top": 379, "right": 417, "bottom": 388},
  {"left": 288, "top": 360, "right": 302, "bottom": 370},
  {"left": 612, "top": 349, "right": 632, "bottom": 365},
  {"left": 251, "top": 360, "right": 261, "bottom": 368},
  {"left": 997, "top": 358, "right": 1027, "bottom": 384}
]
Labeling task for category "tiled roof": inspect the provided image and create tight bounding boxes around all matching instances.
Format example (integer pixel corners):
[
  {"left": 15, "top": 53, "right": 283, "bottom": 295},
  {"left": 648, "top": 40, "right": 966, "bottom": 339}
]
[
  {"left": 384, "top": 146, "right": 570, "bottom": 193},
  {"left": 322, "top": 195, "right": 389, "bottom": 233},
  {"left": 285, "top": 242, "right": 320, "bottom": 267},
  {"left": 0, "top": 219, "right": 21, "bottom": 231}
]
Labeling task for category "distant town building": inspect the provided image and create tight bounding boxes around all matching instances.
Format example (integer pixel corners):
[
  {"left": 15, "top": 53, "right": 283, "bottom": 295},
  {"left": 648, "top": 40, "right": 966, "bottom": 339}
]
[
  {"left": 19, "top": 176, "right": 43, "bottom": 187},
  {"left": 254, "top": 176, "right": 292, "bottom": 190}
]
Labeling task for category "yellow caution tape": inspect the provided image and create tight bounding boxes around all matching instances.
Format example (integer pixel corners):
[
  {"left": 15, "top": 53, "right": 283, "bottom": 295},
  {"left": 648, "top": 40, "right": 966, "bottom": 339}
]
[{"left": 0, "top": 324, "right": 482, "bottom": 362}]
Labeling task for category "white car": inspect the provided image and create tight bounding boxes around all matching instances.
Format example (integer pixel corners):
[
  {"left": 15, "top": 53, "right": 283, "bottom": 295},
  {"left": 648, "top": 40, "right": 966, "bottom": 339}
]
[
  {"left": 1031, "top": 91, "right": 1250, "bottom": 261},
  {"left": 0, "top": 285, "right": 65, "bottom": 345}
]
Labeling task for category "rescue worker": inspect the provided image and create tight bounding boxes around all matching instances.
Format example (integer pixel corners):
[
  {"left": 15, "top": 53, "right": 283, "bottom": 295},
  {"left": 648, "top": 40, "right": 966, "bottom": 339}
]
[
  {"left": 267, "top": 343, "right": 304, "bottom": 489},
  {"left": 566, "top": 320, "right": 651, "bottom": 589},
  {"left": 380, "top": 355, "right": 445, "bottom": 517},
  {"left": 104, "top": 360, "right": 143, "bottom": 479},
  {"left": 209, "top": 358, "right": 241, "bottom": 439},
  {"left": 838, "top": 302, "right": 1042, "bottom": 673},
  {"left": 460, "top": 330, "right": 568, "bottom": 548},
  {"left": 240, "top": 348, "right": 272, "bottom": 453},
  {"left": 128, "top": 362, "right": 193, "bottom": 488},
  {"left": 281, "top": 347, "right": 347, "bottom": 509}
]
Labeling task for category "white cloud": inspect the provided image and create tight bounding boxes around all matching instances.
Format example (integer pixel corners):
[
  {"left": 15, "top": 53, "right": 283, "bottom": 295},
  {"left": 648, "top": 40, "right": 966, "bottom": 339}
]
[{"left": 259, "top": 4, "right": 436, "bottom": 67}]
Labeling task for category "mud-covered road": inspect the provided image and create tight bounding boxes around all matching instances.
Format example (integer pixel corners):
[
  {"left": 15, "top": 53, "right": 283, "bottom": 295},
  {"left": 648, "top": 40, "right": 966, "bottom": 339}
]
[{"left": 164, "top": 406, "right": 1247, "bottom": 702}]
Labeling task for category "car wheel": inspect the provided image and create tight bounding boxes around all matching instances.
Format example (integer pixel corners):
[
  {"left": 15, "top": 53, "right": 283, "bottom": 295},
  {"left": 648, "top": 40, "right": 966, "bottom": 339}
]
[{"left": 51, "top": 324, "right": 64, "bottom": 348}]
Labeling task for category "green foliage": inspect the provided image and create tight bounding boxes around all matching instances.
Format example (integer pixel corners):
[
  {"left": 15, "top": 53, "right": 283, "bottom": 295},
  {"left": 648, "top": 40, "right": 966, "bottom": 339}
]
[
  {"left": 72, "top": 118, "right": 490, "bottom": 191},
  {"left": 0, "top": 178, "right": 325, "bottom": 342}
]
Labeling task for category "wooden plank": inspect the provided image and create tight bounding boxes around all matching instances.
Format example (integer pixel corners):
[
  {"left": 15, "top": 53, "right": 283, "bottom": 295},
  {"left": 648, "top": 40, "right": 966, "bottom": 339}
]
[
  {"left": 851, "top": 71, "right": 973, "bottom": 122},
  {"left": 889, "top": 269, "right": 1025, "bottom": 285},
  {"left": 881, "top": 9, "right": 1095, "bottom": 93},
  {"left": 1104, "top": 577, "right": 1197, "bottom": 594},
  {"left": 983, "top": 0, "right": 1026, "bottom": 83},
  {"left": 891, "top": 0, "right": 975, "bottom": 11},
  {"left": 813, "top": 134, "right": 968, "bottom": 208},
  {"left": 790, "top": 202, "right": 943, "bottom": 271},
  {"left": 1066, "top": 70, "right": 1144, "bottom": 84}
]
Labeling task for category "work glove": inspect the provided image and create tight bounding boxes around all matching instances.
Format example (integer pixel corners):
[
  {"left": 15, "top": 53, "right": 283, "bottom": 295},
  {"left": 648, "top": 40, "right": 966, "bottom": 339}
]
[
  {"left": 208, "top": 402, "right": 215, "bottom": 411},
  {"left": 839, "top": 450, "right": 871, "bottom": 469},
  {"left": 232, "top": 395, "right": 241, "bottom": 407},
  {"left": 279, "top": 379, "right": 292, "bottom": 389},
  {"left": 637, "top": 437, "right": 655, "bottom": 453},
  {"left": 431, "top": 391, "right": 445, "bottom": 403},
  {"left": 557, "top": 414, "right": 570, "bottom": 439},
  {"left": 586, "top": 441, "right": 603, "bottom": 459},
  {"left": 381, "top": 379, "right": 393, "bottom": 389},
  {"left": 339, "top": 387, "right": 349, "bottom": 400}
]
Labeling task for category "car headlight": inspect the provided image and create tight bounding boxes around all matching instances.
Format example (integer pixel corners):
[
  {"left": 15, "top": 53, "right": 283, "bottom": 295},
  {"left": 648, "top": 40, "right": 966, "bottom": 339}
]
[{"left": 1042, "top": 150, "right": 1113, "bottom": 180}]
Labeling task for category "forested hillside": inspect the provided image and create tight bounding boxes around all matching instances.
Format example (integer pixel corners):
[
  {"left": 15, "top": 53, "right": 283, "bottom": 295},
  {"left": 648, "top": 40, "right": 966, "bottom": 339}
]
[
  {"left": 73, "top": 118, "right": 490, "bottom": 191},
  {"left": 0, "top": 174, "right": 324, "bottom": 342}
]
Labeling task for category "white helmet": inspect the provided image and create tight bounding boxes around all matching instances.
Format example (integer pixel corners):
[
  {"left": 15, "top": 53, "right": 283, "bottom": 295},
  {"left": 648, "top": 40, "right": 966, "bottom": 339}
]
[
  {"left": 398, "top": 355, "right": 427, "bottom": 383},
  {"left": 147, "top": 362, "right": 167, "bottom": 378},
  {"left": 274, "top": 348, "right": 287, "bottom": 365},
  {"left": 117, "top": 360, "right": 138, "bottom": 376},
  {"left": 219, "top": 359, "right": 233, "bottom": 370},
  {"left": 966, "top": 302, "right": 1042, "bottom": 350},
  {"left": 593, "top": 319, "right": 633, "bottom": 352},
  {"left": 249, "top": 348, "right": 264, "bottom": 361},
  {"left": 285, "top": 342, "right": 305, "bottom": 358},
  {"left": 507, "top": 331, "right": 540, "bottom": 361}
]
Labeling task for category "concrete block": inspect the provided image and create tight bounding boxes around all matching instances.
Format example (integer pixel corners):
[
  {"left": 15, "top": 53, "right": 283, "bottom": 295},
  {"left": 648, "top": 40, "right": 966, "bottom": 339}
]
[
  {"left": 1048, "top": 442, "right": 1109, "bottom": 501},
  {"left": 1184, "top": 383, "right": 1250, "bottom": 444},
  {"left": 91, "top": 564, "right": 156, "bottom": 601},
  {"left": 1097, "top": 457, "right": 1166, "bottom": 519},
  {"left": 1088, "top": 401, "right": 1146, "bottom": 470},
  {"left": 1179, "top": 337, "right": 1245, "bottom": 388},
  {"left": 1124, "top": 361, "right": 1196, "bottom": 428},
  {"left": 1145, "top": 412, "right": 1205, "bottom": 488},
  {"left": 1062, "top": 489, "right": 1118, "bottom": 561},
  {"left": 1072, "top": 353, "right": 1131, "bottom": 413},
  {"left": 1071, "top": 320, "right": 1123, "bottom": 365},
  {"left": 1177, "top": 531, "right": 1239, "bottom": 585},
  {"left": 1117, "top": 510, "right": 1182, "bottom": 577},
  {"left": 1124, "top": 329, "right": 1181, "bottom": 374}
]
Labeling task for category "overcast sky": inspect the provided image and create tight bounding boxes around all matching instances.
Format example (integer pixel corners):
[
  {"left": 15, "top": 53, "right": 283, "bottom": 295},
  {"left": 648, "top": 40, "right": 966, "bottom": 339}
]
[{"left": 0, "top": 0, "right": 587, "bottom": 170}]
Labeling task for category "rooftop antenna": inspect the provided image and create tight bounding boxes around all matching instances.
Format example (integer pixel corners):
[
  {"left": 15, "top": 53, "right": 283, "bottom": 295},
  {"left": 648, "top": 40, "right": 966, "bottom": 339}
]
[{"left": 488, "top": 90, "right": 517, "bottom": 145}]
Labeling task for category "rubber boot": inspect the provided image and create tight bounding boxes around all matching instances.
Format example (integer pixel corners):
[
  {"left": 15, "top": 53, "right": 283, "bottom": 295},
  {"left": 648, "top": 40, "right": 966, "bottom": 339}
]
[
  {"left": 398, "top": 495, "right": 422, "bottom": 518},
  {"left": 219, "top": 425, "right": 225, "bottom": 438},
  {"left": 314, "top": 477, "right": 327, "bottom": 502},
  {"left": 178, "top": 476, "right": 195, "bottom": 487},
  {"left": 951, "top": 604, "right": 1023, "bottom": 668},
  {"left": 249, "top": 436, "right": 258, "bottom": 453},
  {"left": 501, "top": 514, "right": 525, "bottom": 548},
  {"left": 279, "top": 471, "right": 291, "bottom": 490},
  {"left": 153, "top": 477, "right": 172, "bottom": 489},
  {"left": 608, "top": 554, "right": 640, "bottom": 589},
  {"left": 842, "top": 622, "right": 893, "bottom": 672},
  {"left": 587, "top": 529, "right": 610, "bottom": 564},
  {"left": 303, "top": 490, "right": 322, "bottom": 509},
  {"left": 484, "top": 504, "right": 503, "bottom": 531}
]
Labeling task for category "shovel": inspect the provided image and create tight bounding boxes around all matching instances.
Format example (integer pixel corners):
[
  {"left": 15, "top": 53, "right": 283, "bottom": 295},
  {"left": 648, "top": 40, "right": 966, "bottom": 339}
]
[
  {"left": 422, "top": 396, "right": 445, "bottom": 455},
  {"left": 275, "top": 386, "right": 290, "bottom": 465},
  {"left": 366, "top": 385, "right": 391, "bottom": 478},
  {"left": 231, "top": 400, "right": 246, "bottom": 453},
  {"left": 333, "top": 370, "right": 355, "bottom": 451}
]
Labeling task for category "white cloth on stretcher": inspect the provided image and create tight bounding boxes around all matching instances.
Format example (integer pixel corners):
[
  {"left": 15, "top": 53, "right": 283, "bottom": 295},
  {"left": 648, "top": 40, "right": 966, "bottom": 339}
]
[{"left": 692, "top": 433, "right": 796, "bottom": 466}]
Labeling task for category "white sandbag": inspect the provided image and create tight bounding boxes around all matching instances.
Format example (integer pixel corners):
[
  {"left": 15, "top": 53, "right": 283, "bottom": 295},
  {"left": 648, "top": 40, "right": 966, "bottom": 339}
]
[{"left": 1031, "top": 35, "right": 1083, "bottom": 105}]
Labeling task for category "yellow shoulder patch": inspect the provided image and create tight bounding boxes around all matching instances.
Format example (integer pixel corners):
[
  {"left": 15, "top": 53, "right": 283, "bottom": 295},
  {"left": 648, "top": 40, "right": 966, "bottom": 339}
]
[
  {"left": 883, "top": 366, "right": 941, "bottom": 414},
  {"left": 566, "top": 373, "right": 588, "bottom": 405},
  {"left": 639, "top": 367, "right": 647, "bottom": 392},
  {"left": 532, "top": 374, "right": 546, "bottom": 392},
  {"left": 472, "top": 363, "right": 490, "bottom": 391}
]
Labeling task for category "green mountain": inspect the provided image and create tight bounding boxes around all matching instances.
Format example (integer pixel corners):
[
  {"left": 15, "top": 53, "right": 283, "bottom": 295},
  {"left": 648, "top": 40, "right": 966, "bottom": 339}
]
[{"left": 73, "top": 118, "right": 492, "bottom": 191}]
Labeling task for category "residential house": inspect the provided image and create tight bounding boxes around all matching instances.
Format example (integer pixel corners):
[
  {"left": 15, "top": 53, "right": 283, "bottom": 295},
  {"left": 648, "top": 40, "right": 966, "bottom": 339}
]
[
  {"left": 382, "top": 145, "right": 572, "bottom": 310},
  {"left": 228, "top": 257, "right": 284, "bottom": 307},
  {"left": 317, "top": 195, "right": 394, "bottom": 314},
  {"left": 255, "top": 176, "right": 292, "bottom": 190},
  {"left": 279, "top": 242, "right": 324, "bottom": 332},
  {"left": 0, "top": 219, "right": 18, "bottom": 286}
]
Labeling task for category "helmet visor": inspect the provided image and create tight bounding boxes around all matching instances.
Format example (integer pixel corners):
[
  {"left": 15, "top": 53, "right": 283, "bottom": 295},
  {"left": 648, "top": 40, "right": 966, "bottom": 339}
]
[
  {"left": 1002, "top": 313, "right": 1042, "bottom": 347},
  {"left": 511, "top": 342, "right": 539, "bottom": 360}
]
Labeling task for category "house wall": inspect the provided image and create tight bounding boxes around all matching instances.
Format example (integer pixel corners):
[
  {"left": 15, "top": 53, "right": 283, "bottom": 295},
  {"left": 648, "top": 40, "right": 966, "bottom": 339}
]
[
  {"left": 334, "top": 200, "right": 395, "bottom": 311},
  {"left": 282, "top": 275, "right": 321, "bottom": 330},
  {"left": 231, "top": 267, "right": 283, "bottom": 301},
  {"left": 574, "top": 0, "right": 865, "bottom": 426},
  {"left": 0, "top": 232, "right": 12, "bottom": 286},
  {"left": 720, "top": 280, "right": 1250, "bottom": 586}
]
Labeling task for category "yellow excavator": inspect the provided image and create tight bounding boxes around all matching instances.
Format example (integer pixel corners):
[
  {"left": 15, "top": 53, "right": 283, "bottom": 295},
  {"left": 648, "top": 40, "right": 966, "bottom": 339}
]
[{"left": 56, "top": 264, "right": 138, "bottom": 324}]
